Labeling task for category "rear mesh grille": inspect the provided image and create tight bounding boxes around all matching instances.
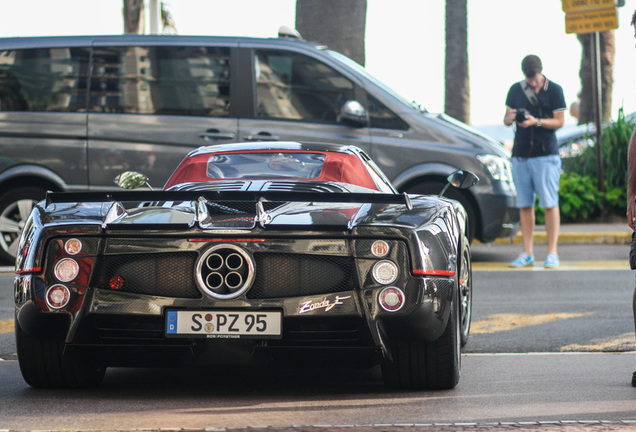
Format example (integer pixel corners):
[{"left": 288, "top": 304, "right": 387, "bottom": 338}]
[
  {"left": 80, "top": 315, "right": 173, "bottom": 344},
  {"left": 92, "top": 249, "right": 357, "bottom": 300},
  {"left": 248, "top": 253, "right": 356, "bottom": 299},
  {"left": 275, "top": 316, "right": 369, "bottom": 346},
  {"left": 95, "top": 252, "right": 201, "bottom": 299}
]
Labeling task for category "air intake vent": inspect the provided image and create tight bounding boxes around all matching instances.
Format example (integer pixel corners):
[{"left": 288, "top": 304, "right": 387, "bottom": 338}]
[{"left": 262, "top": 182, "right": 346, "bottom": 193}]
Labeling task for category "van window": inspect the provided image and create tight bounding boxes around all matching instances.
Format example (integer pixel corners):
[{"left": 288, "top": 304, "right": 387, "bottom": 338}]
[
  {"left": 0, "top": 48, "right": 89, "bottom": 112},
  {"left": 368, "top": 94, "right": 408, "bottom": 130},
  {"left": 254, "top": 50, "right": 354, "bottom": 123},
  {"left": 89, "top": 46, "right": 230, "bottom": 117}
]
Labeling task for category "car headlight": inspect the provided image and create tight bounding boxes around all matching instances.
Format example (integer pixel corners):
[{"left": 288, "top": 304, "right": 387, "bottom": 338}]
[{"left": 476, "top": 154, "right": 513, "bottom": 182}]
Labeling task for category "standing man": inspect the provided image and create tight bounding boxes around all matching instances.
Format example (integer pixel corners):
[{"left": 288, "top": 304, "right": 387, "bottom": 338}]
[
  {"left": 503, "top": 55, "right": 566, "bottom": 268},
  {"left": 625, "top": 9, "right": 636, "bottom": 388}
]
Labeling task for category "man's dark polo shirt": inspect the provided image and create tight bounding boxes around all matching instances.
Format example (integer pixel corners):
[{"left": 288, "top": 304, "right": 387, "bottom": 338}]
[{"left": 505, "top": 77, "right": 566, "bottom": 158}]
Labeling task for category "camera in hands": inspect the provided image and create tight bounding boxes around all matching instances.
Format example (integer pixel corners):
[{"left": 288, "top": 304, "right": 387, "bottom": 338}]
[{"left": 515, "top": 108, "right": 528, "bottom": 123}]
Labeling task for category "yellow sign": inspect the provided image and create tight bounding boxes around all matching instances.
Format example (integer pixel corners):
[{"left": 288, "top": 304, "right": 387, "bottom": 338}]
[
  {"left": 565, "top": 7, "right": 618, "bottom": 33},
  {"left": 562, "top": 0, "right": 615, "bottom": 13}
]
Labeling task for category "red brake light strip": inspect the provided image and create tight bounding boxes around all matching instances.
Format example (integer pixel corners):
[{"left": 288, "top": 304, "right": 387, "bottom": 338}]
[{"left": 412, "top": 269, "right": 456, "bottom": 277}]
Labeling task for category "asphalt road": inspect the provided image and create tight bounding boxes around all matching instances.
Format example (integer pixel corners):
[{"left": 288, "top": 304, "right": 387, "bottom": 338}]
[
  {"left": 0, "top": 244, "right": 634, "bottom": 430},
  {"left": 0, "top": 353, "right": 634, "bottom": 430}
]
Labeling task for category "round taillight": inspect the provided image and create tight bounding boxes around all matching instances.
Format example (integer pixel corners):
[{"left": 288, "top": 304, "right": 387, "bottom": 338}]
[
  {"left": 379, "top": 287, "right": 405, "bottom": 312},
  {"left": 371, "top": 240, "right": 389, "bottom": 257},
  {"left": 54, "top": 258, "right": 79, "bottom": 282},
  {"left": 372, "top": 260, "right": 398, "bottom": 285},
  {"left": 46, "top": 284, "right": 71, "bottom": 309},
  {"left": 64, "top": 238, "right": 83, "bottom": 255}
]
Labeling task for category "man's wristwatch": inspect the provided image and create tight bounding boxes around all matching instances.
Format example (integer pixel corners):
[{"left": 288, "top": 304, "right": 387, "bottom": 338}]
[{"left": 537, "top": 119, "right": 542, "bottom": 128}]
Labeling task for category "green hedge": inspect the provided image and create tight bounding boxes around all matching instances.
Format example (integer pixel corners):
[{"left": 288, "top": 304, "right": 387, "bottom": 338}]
[{"left": 536, "top": 108, "right": 632, "bottom": 223}]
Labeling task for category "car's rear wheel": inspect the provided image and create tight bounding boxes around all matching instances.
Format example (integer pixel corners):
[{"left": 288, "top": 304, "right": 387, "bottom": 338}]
[
  {"left": 15, "top": 319, "right": 106, "bottom": 388},
  {"left": 459, "top": 236, "right": 472, "bottom": 347},
  {"left": 403, "top": 181, "right": 476, "bottom": 242},
  {"left": 0, "top": 187, "right": 47, "bottom": 264},
  {"left": 382, "top": 285, "right": 461, "bottom": 390}
]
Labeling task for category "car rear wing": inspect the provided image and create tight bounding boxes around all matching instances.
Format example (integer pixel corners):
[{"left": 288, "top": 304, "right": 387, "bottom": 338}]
[{"left": 45, "top": 190, "right": 414, "bottom": 209}]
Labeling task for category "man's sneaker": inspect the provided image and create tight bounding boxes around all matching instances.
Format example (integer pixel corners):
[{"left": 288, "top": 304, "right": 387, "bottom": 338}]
[
  {"left": 632, "top": 371, "right": 636, "bottom": 387},
  {"left": 544, "top": 253, "right": 560, "bottom": 268},
  {"left": 509, "top": 253, "right": 534, "bottom": 267}
]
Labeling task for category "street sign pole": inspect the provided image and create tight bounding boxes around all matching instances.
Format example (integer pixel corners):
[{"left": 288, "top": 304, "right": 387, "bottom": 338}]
[{"left": 590, "top": 31, "right": 606, "bottom": 218}]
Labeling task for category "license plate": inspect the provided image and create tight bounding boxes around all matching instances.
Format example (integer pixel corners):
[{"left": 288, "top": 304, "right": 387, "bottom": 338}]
[{"left": 165, "top": 310, "right": 282, "bottom": 339}]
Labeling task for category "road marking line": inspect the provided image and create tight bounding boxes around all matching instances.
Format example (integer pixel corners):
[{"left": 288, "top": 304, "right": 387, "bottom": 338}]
[
  {"left": 473, "top": 260, "right": 628, "bottom": 271},
  {"left": 0, "top": 319, "right": 13, "bottom": 335},
  {"left": 471, "top": 312, "right": 592, "bottom": 334},
  {"left": 560, "top": 332, "right": 636, "bottom": 352}
]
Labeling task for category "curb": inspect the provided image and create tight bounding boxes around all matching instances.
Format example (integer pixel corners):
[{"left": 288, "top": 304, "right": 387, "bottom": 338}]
[{"left": 478, "top": 231, "right": 631, "bottom": 246}]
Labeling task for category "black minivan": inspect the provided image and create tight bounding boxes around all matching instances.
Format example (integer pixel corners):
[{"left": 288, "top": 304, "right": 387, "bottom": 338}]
[{"left": 0, "top": 33, "right": 518, "bottom": 263}]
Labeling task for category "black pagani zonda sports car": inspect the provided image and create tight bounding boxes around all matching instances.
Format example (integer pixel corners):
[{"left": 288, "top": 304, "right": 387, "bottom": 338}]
[{"left": 14, "top": 142, "right": 476, "bottom": 390}]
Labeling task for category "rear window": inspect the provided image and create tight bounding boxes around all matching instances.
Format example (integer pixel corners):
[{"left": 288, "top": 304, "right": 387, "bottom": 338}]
[{"left": 207, "top": 152, "right": 325, "bottom": 179}]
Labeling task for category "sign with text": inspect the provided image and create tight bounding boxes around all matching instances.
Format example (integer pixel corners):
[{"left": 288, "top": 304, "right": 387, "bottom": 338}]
[
  {"left": 565, "top": 7, "right": 618, "bottom": 33},
  {"left": 562, "top": 0, "right": 615, "bottom": 13}
]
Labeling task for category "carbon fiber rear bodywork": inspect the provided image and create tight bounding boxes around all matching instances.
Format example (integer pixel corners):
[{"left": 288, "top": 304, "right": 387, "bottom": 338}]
[{"left": 13, "top": 143, "right": 472, "bottom": 390}]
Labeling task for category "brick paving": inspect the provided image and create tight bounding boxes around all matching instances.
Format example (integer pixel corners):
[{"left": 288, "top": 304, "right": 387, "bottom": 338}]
[{"left": 3, "top": 423, "right": 636, "bottom": 432}]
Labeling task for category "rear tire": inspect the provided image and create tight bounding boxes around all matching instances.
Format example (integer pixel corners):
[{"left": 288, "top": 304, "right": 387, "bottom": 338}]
[
  {"left": 15, "top": 320, "right": 105, "bottom": 388},
  {"left": 459, "top": 236, "right": 472, "bottom": 347},
  {"left": 0, "top": 187, "right": 48, "bottom": 264},
  {"left": 382, "top": 284, "right": 461, "bottom": 390}
]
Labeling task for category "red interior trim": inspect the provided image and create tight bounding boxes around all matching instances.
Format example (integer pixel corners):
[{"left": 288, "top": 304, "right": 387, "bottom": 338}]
[{"left": 165, "top": 150, "right": 378, "bottom": 190}]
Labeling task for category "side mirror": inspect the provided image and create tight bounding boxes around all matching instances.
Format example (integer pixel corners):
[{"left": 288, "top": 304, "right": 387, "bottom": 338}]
[
  {"left": 439, "top": 170, "right": 479, "bottom": 197},
  {"left": 339, "top": 100, "right": 368, "bottom": 127},
  {"left": 447, "top": 170, "right": 479, "bottom": 189},
  {"left": 114, "top": 171, "right": 153, "bottom": 190}
]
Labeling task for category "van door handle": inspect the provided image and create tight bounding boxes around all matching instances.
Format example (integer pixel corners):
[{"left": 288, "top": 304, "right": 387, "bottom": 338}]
[
  {"left": 244, "top": 132, "right": 280, "bottom": 142},
  {"left": 198, "top": 130, "right": 236, "bottom": 142}
]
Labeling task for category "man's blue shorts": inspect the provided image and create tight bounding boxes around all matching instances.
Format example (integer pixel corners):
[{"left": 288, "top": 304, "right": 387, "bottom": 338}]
[{"left": 511, "top": 155, "right": 561, "bottom": 209}]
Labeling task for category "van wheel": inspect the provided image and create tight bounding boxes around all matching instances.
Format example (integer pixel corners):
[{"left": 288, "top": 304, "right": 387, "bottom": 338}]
[
  {"left": 403, "top": 181, "right": 476, "bottom": 242},
  {"left": 15, "top": 319, "right": 106, "bottom": 388},
  {"left": 0, "top": 187, "right": 47, "bottom": 264}
]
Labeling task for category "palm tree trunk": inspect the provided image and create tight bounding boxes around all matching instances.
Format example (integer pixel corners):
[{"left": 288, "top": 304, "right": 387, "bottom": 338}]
[
  {"left": 444, "top": 0, "right": 470, "bottom": 124},
  {"left": 296, "top": 0, "right": 367, "bottom": 66},
  {"left": 577, "top": 30, "right": 615, "bottom": 124},
  {"left": 123, "top": 0, "right": 145, "bottom": 34}
]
